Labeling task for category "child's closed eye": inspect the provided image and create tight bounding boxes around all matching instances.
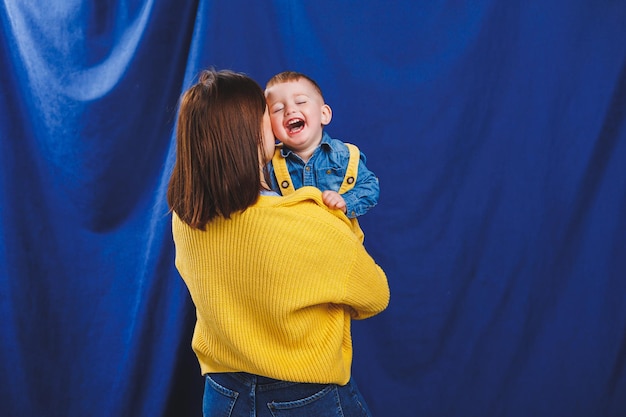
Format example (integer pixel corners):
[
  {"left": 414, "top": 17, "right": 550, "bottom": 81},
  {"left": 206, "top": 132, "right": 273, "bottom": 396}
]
[{"left": 294, "top": 95, "right": 309, "bottom": 105}]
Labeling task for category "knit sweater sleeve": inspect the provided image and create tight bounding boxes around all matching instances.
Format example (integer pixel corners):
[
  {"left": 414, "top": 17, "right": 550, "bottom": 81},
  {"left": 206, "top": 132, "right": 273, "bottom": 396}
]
[
  {"left": 342, "top": 242, "right": 390, "bottom": 320},
  {"left": 277, "top": 187, "right": 389, "bottom": 320}
]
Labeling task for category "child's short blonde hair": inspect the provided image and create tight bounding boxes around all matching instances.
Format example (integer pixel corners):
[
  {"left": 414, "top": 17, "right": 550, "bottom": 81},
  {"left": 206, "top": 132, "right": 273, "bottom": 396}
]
[{"left": 266, "top": 71, "right": 325, "bottom": 101}]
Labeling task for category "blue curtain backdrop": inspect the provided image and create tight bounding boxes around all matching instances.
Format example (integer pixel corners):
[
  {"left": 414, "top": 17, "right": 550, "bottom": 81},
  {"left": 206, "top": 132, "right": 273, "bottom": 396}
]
[{"left": 1, "top": 1, "right": 625, "bottom": 416}]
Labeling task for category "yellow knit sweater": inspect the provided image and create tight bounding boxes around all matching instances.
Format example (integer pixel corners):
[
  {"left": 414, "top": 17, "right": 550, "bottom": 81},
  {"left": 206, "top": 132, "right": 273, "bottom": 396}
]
[{"left": 172, "top": 186, "right": 389, "bottom": 385}]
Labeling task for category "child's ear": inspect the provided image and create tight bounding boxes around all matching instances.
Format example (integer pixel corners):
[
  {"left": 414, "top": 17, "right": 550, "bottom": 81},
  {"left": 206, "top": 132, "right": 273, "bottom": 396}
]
[{"left": 321, "top": 104, "right": 332, "bottom": 126}]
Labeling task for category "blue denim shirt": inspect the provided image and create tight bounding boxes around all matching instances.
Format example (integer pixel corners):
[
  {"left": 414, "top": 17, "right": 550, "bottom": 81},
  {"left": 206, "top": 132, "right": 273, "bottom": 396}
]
[{"left": 267, "top": 132, "right": 379, "bottom": 218}]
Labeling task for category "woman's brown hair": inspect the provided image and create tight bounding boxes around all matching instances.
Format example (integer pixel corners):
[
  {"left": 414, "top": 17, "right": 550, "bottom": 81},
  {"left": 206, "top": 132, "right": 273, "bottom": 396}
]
[{"left": 167, "top": 69, "right": 267, "bottom": 229}]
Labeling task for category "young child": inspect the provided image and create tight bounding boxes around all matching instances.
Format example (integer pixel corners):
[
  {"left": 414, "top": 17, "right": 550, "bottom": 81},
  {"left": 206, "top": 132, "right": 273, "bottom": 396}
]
[{"left": 265, "top": 71, "right": 379, "bottom": 218}]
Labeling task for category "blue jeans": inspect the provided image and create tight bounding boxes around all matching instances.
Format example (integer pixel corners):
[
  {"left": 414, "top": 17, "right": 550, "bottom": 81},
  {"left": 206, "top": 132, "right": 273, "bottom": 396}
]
[{"left": 203, "top": 372, "right": 373, "bottom": 417}]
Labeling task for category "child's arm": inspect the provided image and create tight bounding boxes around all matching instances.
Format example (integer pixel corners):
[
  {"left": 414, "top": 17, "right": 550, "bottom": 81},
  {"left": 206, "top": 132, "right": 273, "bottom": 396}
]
[{"left": 341, "top": 152, "right": 380, "bottom": 218}]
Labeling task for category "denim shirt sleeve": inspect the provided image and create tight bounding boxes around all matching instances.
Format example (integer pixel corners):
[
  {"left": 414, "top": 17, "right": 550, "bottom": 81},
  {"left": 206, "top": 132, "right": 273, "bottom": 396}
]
[{"left": 342, "top": 149, "right": 380, "bottom": 218}]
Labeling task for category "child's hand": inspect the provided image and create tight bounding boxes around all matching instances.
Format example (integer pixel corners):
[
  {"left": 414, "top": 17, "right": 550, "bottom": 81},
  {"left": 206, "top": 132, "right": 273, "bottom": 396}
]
[{"left": 322, "top": 190, "right": 347, "bottom": 213}]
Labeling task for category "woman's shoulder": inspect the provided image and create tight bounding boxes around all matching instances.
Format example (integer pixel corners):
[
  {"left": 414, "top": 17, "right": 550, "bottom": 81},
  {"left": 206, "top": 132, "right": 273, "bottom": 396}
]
[
  {"left": 257, "top": 186, "right": 324, "bottom": 207},
  {"left": 255, "top": 187, "right": 356, "bottom": 232}
]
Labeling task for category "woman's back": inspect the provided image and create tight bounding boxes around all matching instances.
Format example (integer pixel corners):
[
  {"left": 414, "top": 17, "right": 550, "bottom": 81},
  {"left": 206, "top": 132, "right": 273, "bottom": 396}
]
[{"left": 172, "top": 187, "right": 389, "bottom": 385}]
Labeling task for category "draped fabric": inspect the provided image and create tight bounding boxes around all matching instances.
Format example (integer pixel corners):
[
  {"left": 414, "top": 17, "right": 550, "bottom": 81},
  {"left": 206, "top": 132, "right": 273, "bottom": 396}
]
[{"left": 1, "top": 1, "right": 625, "bottom": 416}]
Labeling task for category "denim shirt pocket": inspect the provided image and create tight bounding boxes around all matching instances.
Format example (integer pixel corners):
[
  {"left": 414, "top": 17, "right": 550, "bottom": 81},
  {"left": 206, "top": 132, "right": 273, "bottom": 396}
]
[{"left": 315, "top": 166, "right": 346, "bottom": 192}]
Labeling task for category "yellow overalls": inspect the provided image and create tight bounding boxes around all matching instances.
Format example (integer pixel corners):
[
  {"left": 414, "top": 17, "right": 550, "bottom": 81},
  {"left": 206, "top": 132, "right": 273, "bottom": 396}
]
[{"left": 271, "top": 143, "right": 364, "bottom": 241}]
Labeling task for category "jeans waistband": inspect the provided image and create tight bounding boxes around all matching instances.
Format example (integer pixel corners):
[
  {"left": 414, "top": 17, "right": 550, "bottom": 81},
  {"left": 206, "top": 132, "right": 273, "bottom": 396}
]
[{"left": 209, "top": 372, "right": 298, "bottom": 390}]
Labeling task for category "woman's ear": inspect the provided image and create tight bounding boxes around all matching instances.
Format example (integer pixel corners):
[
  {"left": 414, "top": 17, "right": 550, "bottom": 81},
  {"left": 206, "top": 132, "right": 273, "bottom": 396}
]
[{"left": 321, "top": 104, "right": 332, "bottom": 126}]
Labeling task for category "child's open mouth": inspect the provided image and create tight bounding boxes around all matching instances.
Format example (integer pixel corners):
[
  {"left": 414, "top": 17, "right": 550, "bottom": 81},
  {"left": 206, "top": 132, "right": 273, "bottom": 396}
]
[{"left": 286, "top": 118, "right": 305, "bottom": 134}]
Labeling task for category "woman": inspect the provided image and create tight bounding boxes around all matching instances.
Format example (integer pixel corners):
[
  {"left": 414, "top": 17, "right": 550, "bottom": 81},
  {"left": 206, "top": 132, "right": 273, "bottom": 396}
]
[{"left": 167, "top": 69, "right": 389, "bottom": 417}]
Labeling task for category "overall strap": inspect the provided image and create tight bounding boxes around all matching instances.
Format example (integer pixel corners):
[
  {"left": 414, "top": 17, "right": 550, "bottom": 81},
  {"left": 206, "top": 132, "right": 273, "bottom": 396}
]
[
  {"left": 339, "top": 143, "right": 364, "bottom": 236},
  {"left": 272, "top": 148, "right": 296, "bottom": 195},
  {"left": 338, "top": 143, "right": 360, "bottom": 194},
  {"left": 273, "top": 143, "right": 360, "bottom": 195}
]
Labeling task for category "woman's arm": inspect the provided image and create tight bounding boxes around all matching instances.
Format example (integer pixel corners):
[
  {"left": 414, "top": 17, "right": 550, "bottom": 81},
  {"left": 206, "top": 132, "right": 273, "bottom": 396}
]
[{"left": 342, "top": 244, "right": 390, "bottom": 320}]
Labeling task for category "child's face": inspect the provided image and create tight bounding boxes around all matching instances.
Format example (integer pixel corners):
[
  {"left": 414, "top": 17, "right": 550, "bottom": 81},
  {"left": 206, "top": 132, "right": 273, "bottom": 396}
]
[{"left": 265, "top": 79, "right": 332, "bottom": 154}]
